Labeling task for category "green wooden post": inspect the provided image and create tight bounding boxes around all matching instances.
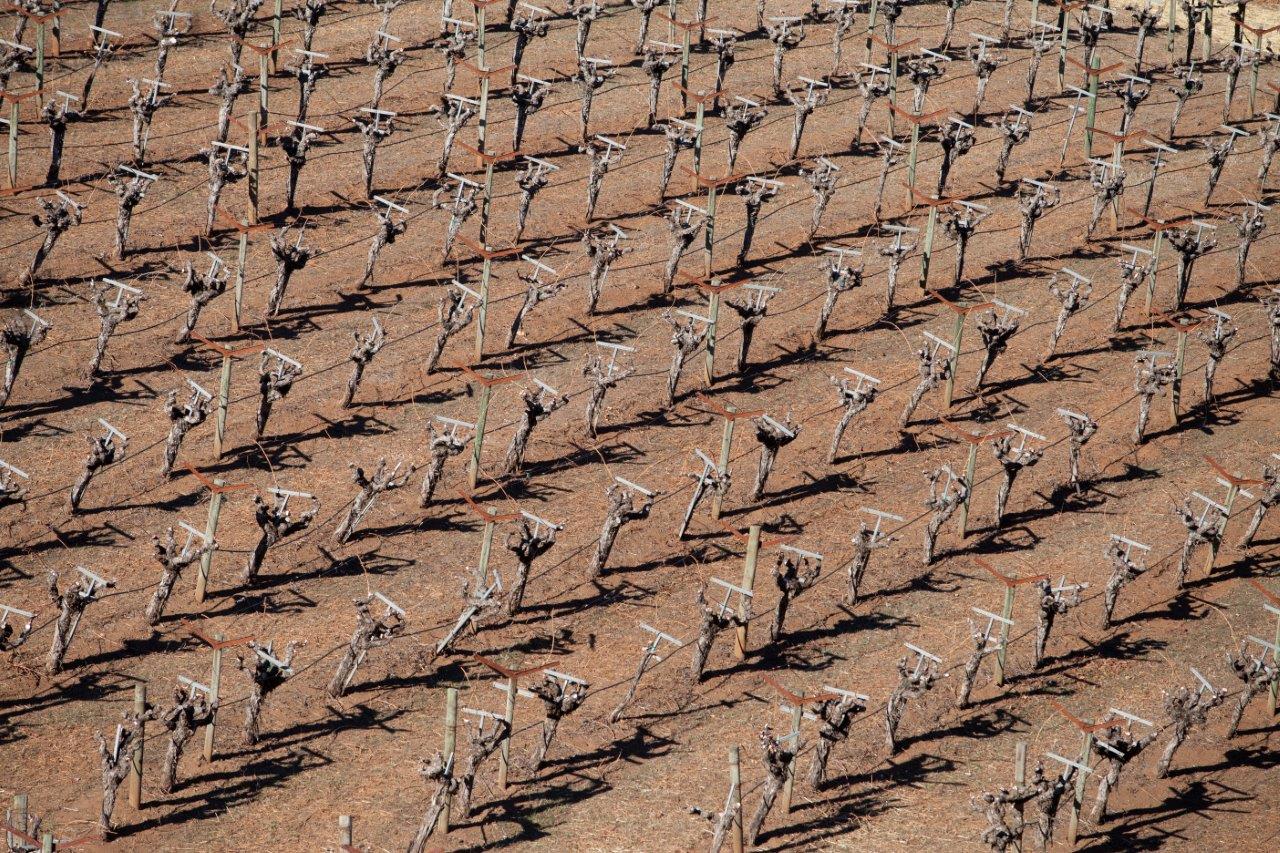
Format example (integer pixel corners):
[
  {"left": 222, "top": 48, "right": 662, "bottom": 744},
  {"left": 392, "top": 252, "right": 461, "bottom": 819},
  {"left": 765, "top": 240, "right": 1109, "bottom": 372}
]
[
  {"left": 202, "top": 632, "right": 224, "bottom": 761},
  {"left": 1167, "top": 0, "right": 1177, "bottom": 53},
  {"left": 1201, "top": 1, "right": 1212, "bottom": 62},
  {"left": 995, "top": 586, "right": 1016, "bottom": 685},
  {"left": 679, "top": 25, "right": 692, "bottom": 115},
  {"left": 477, "top": 510, "right": 498, "bottom": 579},
  {"left": 944, "top": 311, "right": 965, "bottom": 407},
  {"left": 339, "top": 815, "right": 353, "bottom": 848},
  {"left": 214, "top": 353, "right": 233, "bottom": 458},
  {"left": 129, "top": 682, "right": 146, "bottom": 809},
  {"left": 34, "top": 23, "right": 46, "bottom": 104},
  {"left": 781, "top": 702, "right": 803, "bottom": 812},
  {"left": 710, "top": 405, "right": 735, "bottom": 519},
  {"left": 1013, "top": 743, "right": 1028, "bottom": 852},
  {"left": 271, "top": 0, "right": 283, "bottom": 71},
  {"left": 1066, "top": 731, "right": 1093, "bottom": 846},
  {"left": 1084, "top": 53, "right": 1100, "bottom": 159},
  {"left": 959, "top": 439, "right": 979, "bottom": 535},
  {"left": 468, "top": 384, "right": 492, "bottom": 489},
  {"left": 438, "top": 687, "right": 459, "bottom": 834},
  {"left": 1145, "top": 228, "right": 1164, "bottom": 314},
  {"left": 703, "top": 182, "right": 721, "bottom": 277},
  {"left": 888, "top": 50, "right": 899, "bottom": 138},
  {"left": 9, "top": 794, "right": 27, "bottom": 849},
  {"left": 1057, "top": 7, "right": 1069, "bottom": 90},
  {"left": 728, "top": 746, "right": 744, "bottom": 853},
  {"left": 7, "top": 101, "right": 19, "bottom": 187},
  {"left": 1169, "top": 326, "right": 1190, "bottom": 424},
  {"left": 194, "top": 479, "right": 226, "bottom": 603},
  {"left": 247, "top": 111, "right": 260, "bottom": 224},
  {"left": 692, "top": 96, "right": 706, "bottom": 177},
  {"left": 733, "top": 524, "right": 761, "bottom": 659},
  {"left": 498, "top": 676, "right": 517, "bottom": 789},
  {"left": 1270, "top": 606, "right": 1280, "bottom": 714},
  {"left": 918, "top": 203, "right": 939, "bottom": 290},
  {"left": 474, "top": 255, "right": 495, "bottom": 363},
  {"left": 40, "top": 832, "right": 52, "bottom": 853},
  {"left": 703, "top": 289, "right": 721, "bottom": 385},
  {"left": 233, "top": 230, "right": 248, "bottom": 331},
  {"left": 907, "top": 118, "right": 921, "bottom": 190},
  {"left": 258, "top": 52, "right": 269, "bottom": 126}
]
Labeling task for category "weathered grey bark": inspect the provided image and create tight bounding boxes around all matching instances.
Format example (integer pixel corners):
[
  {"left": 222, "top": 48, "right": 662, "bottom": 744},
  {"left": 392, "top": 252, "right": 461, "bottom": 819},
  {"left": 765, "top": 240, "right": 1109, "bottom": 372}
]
[
  {"left": 1024, "top": 32, "right": 1052, "bottom": 106},
  {"left": 880, "top": 237, "right": 914, "bottom": 314},
  {"left": 407, "top": 752, "right": 457, "bottom": 853},
  {"left": 974, "top": 309, "right": 1019, "bottom": 388},
  {"left": 176, "top": 258, "right": 227, "bottom": 345},
  {"left": 631, "top": 0, "right": 660, "bottom": 53},
  {"left": 506, "top": 272, "right": 564, "bottom": 349},
  {"left": 342, "top": 318, "right": 386, "bottom": 409},
  {"left": 969, "top": 46, "right": 998, "bottom": 117},
  {"left": 802, "top": 159, "right": 839, "bottom": 240},
  {"left": 146, "top": 526, "right": 215, "bottom": 626},
  {"left": 210, "top": 65, "right": 249, "bottom": 146},
  {"left": 725, "top": 100, "right": 767, "bottom": 170},
  {"left": 70, "top": 429, "right": 127, "bottom": 512},
  {"left": 87, "top": 281, "right": 142, "bottom": 379},
  {"left": 511, "top": 78, "right": 548, "bottom": 151},
  {"left": 267, "top": 225, "right": 316, "bottom": 316},
  {"left": 127, "top": 78, "right": 171, "bottom": 165},
  {"left": 530, "top": 675, "right": 589, "bottom": 768},
  {"left": 853, "top": 68, "right": 890, "bottom": 149},
  {"left": 809, "top": 693, "right": 865, "bottom": 788},
  {"left": 922, "top": 465, "right": 968, "bottom": 566},
  {"left": 1226, "top": 642, "right": 1279, "bottom": 737},
  {"left": 993, "top": 111, "right": 1030, "bottom": 185},
  {"left": 611, "top": 645, "right": 657, "bottom": 723},
  {"left": 1102, "top": 538, "right": 1147, "bottom": 628},
  {"left": 1016, "top": 182, "right": 1059, "bottom": 261},
  {"left": 0, "top": 314, "right": 49, "bottom": 411},
  {"left": 514, "top": 160, "right": 551, "bottom": 242},
  {"left": 1132, "top": 355, "right": 1176, "bottom": 445},
  {"left": 582, "top": 355, "right": 632, "bottom": 438},
  {"left": 749, "top": 414, "right": 799, "bottom": 502},
  {"left": 292, "top": 0, "right": 326, "bottom": 55},
  {"left": 431, "top": 95, "right": 472, "bottom": 180},
  {"left": 1113, "top": 250, "right": 1153, "bottom": 333},
  {"left": 589, "top": 483, "right": 652, "bottom": 578},
  {"left": 943, "top": 205, "right": 988, "bottom": 289},
  {"left": 1169, "top": 66, "right": 1203, "bottom": 138},
  {"left": 502, "top": 386, "right": 568, "bottom": 475},
  {"left": 663, "top": 310, "right": 706, "bottom": 407},
  {"left": 786, "top": 85, "right": 827, "bottom": 161},
  {"left": 238, "top": 640, "right": 299, "bottom": 745},
  {"left": 584, "top": 136, "right": 623, "bottom": 221},
  {"left": 746, "top": 726, "right": 794, "bottom": 845},
  {"left": 202, "top": 145, "right": 246, "bottom": 235},
  {"left": 1240, "top": 465, "right": 1278, "bottom": 548},
  {"left": 764, "top": 19, "right": 805, "bottom": 99},
  {"left": 846, "top": 521, "right": 892, "bottom": 605},
  {"left": 456, "top": 713, "right": 509, "bottom": 817},
  {"left": 255, "top": 353, "right": 302, "bottom": 441},
  {"left": 79, "top": 38, "right": 118, "bottom": 111},
  {"left": 327, "top": 595, "right": 405, "bottom": 698},
  {"left": 1157, "top": 682, "right": 1225, "bottom": 777},
  {"left": 365, "top": 38, "right": 404, "bottom": 110},
  {"left": 1032, "top": 762, "right": 1076, "bottom": 851},
  {"left": 355, "top": 113, "right": 393, "bottom": 198},
  {"left": 505, "top": 519, "right": 559, "bottom": 615},
  {"left": 159, "top": 687, "right": 215, "bottom": 793},
  {"left": 569, "top": 0, "right": 599, "bottom": 61},
  {"left": 900, "top": 344, "right": 951, "bottom": 430},
  {"left": 419, "top": 423, "right": 466, "bottom": 508},
  {"left": 691, "top": 583, "right": 748, "bottom": 681},
  {"left": 583, "top": 228, "right": 626, "bottom": 315},
  {"left": 437, "top": 25, "right": 472, "bottom": 93},
  {"left": 509, "top": 8, "right": 547, "bottom": 83},
  {"left": 334, "top": 458, "right": 412, "bottom": 543},
  {"left": 426, "top": 286, "right": 474, "bottom": 373},
  {"left": 769, "top": 552, "right": 819, "bottom": 642},
  {"left": 885, "top": 654, "right": 937, "bottom": 754},
  {"left": 108, "top": 169, "right": 151, "bottom": 259},
  {"left": 1257, "top": 119, "right": 1280, "bottom": 190},
  {"left": 1033, "top": 579, "right": 1079, "bottom": 668},
  {"left": 991, "top": 435, "right": 1042, "bottom": 528},
  {"left": 95, "top": 704, "right": 156, "bottom": 833},
  {"left": 828, "top": 377, "right": 876, "bottom": 462},
  {"left": 210, "top": 0, "right": 263, "bottom": 68},
  {"left": 679, "top": 465, "right": 728, "bottom": 540},
  {"left": 1265, "top": 294, "right": 1280, "bottom": 384},
  {"left": 662, "top": 208, "right": 702, "bottom": 294},
  {"left": 41, "top": 98, "right": 76, "bottom": 186},
  {"left": 46, "top": 569, "right": 113, "bottom": 674},
  {"left": 22, "top": 194, "right": 82, "bottom": 286},
  {"left": 1174, "top": 498, "right": 1223, "bottom": 587},
  {"left": 726, "top": 294, "right": 767, "bottom": 374},
  {"left": 1197, "top": 316, "right": 1236, "bottom": 407},
  {"left": 1085, "top": 162, "right": 1125, "bottom": 241},
  {"left": 278, "top": 126, "right": 317, "bottom": 212},
  {"left": 957, "top": 624, "right": 993, "bottom": 708},
  {"left": 292, "top": 60, "right": 327, "bottom": 127},
  {"left": 246, "top": 492, "right": 318, "bottom": 581},
  {"left": 657, "top": 120, "right": 696, "bottom": 202},
  {"left": 936, "top": 120, "right": 975, "bottom": 197},
  {"left": 814, "top": 255, "right": 862, "bottom": 341},
  {"left": 1201, "top": 135, "right": 1236, "bottom": 205},
  {"left": 1091, "top": 725, "right": 1158, "bottom": 822},
  {"left": 735, "top": 181, "right": 778, "bottom": 267},
  {"left": 1232, "top": 205, "right": 1266, "bottom": 290},
  {"left": 575, "top": 60, "right": 613, "bottom": 145}
]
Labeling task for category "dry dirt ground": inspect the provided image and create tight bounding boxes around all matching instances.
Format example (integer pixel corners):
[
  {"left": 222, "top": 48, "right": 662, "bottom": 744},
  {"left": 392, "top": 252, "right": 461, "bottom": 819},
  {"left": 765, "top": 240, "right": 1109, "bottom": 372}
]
[{"left": 1, "top": 0, "right": 1279, "bottom": 850}]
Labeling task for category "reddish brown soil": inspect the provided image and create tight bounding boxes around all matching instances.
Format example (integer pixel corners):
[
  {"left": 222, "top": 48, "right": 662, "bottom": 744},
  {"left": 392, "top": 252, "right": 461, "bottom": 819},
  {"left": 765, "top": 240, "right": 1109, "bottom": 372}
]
[{"left": 1, "top": 0, "right": 1279, "bottom": 851}]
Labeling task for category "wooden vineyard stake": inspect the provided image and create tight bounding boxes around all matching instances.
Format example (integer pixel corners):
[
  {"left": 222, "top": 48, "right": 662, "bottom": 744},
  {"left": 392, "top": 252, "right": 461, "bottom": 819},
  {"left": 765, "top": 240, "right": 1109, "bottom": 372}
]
[
  {"left": 1240, "top": 23, "right": 1280, "bottom": 113},
  {"left": 975, "top": 558, "right": 1048, "bottom": 685},
  {"left": 187, "top": 626, "right": 251, "bottom": 761},
  {"left": 728, "top": 745, "right": 744, "bottom": 853},
  {"left": 339, "top": 815, "right": 353, "bottom": 849},
  {"left": 438, "top": 687, "right": 459, "bottom": 834},
  {"left": 1130, "top": 211, "right": 1185, "bottom": 315},
  {"left": 1155, "top": 311, "right": 1207, "bottom": 424},
  {"left": 940, "top": 419, "right": 1011, "bottom": 537},
  {"left": 2, "top": 89, "right": 44, "bottom": 188},
  {"left": 681, "top": 167, "right": 749, "bottom": 281},
  {"left": 234, "top": 37, "right": 290, "bottom": 127},
  {"left": 654, "top": 12, "right": 708, "bottom": 114},
  {"left": 213, "top": 207, "right": 272, "bottom": 330},
  {"left": 474, "top": 655, "right": 545, "bottom": 789},
  {"left": 1244, "top": 579, "right": 1280, "bottom": 713},
  {"left": 762, "top": 675, "right": 837, "bottom": 813},
  {"left": 1050, "top": 0, "right": 1087, "bottom": 90},
  {"left": 459, "top": 59, "right": 515, "bottom": 162},
  {"left": 461, "top": 367, "right": 525, "bottom": 488},
  {"left": 128, "top": 682, "right": 147, "bottom": 809},
  {"left": 909, "top": 186, "right": 963, "bottom": 290},
  {"left": 1066, "top": 55, "right": 1123, "bottom": 160},
  {"left": 1204, "top": 457, "right": 1263, "bottom": 570},
  {"left": 1053, "top": 702, "right": 1112, "bottom": 847},
  {"left": 184, "top": 466, "right": 253, "bottom": 602},
  {"left": 459, "top": 492, "right": 520, "bottom": 590},
  {"left": 718, "top": 521, "right": 780, "bottom": 659},
  {"left": 1013, "top": 741, "right": 1028, "bottom": 850},
  {"left": 190, "top": 335, "right": 264, "bottom": 458},
  {"left": 247, "top": 111, "right": 260, "bottom": 223},
  {"left": 672, "top": 84, "right": 721, "bottom": 178},
  {"left": 890, "top": 105, "right": 947, "bottom": 198},
  {"left": 456, "top": 141, "right": 519, "bottom": 246},
  {"left": 682, "top": 275, "right": 745, "bottom": 385},
  {"left": 457, "top": 237, "right": 522, "bottom": 363},
  {"left": 869, "top": 34, "right": 920, "bottom": 139},
  {"left": 699, "top": 395, "right": 763, "bottom": 519},
  {"left": 15, "top": 8, "right": 64, "bottom": 101},
  {"left": 933, "top": 293, "right": 994, "bottom": 407}
]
